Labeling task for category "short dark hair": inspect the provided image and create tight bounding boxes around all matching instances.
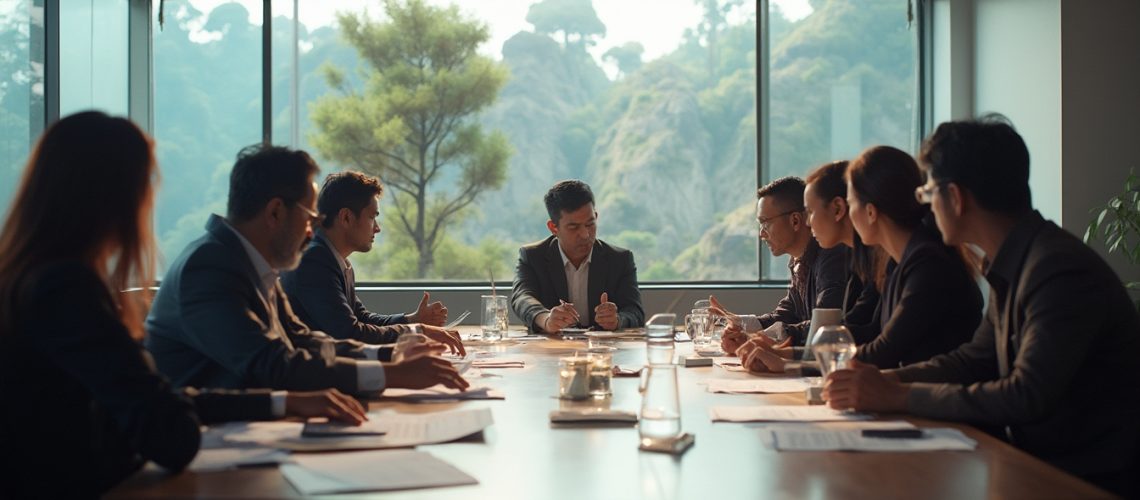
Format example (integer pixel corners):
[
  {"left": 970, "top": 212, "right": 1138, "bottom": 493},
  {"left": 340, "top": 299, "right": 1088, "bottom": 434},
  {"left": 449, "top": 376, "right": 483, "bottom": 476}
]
[
  {"left": 226, "top": 144, "right": 320, "bottom": 222},
  {"left": 919, "top": 114, "right": 1032, "bottom": 214},
  {"left": 317, "top": 171, "right": 384, "bottom": 229},
  {"left": 756, "top": 176, "right": 806, "bottom": 212},
  {"left": 544, "top": 180, "right": 595, "bottom": 224}
]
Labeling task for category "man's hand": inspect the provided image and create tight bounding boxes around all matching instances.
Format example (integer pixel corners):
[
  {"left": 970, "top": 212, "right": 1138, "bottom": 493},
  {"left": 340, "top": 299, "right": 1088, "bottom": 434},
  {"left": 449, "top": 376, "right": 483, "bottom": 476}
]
[
  {"left": 708, "top": 295, "right": 742, "bottom": 328},
  {"left": 541, "top": 300, "right": 580, "bottom": 333},
  {"left": 393, "top": 333, "right": 447, "bottom": 363},
  {"left": 384, "top": 355, "right": 470, "bottom": 391},
  {"left": 417, "top": 324, "right": 465, "bottom": 356},
  {"left": 721, "top": 322, "right": 748, "bottom": 355},
  {"left": 594, "top": 292, "right": 619, "bottom": 330},
  {"left": 285, "top": 389, "right": 368, "bottom": 425},
  {"left": 406, "top": 292, "right": 447, "bottom": 326},
  {"left": 823, "top": 359, "right": 909, "bottom": 412},
  {"left": 740, "top": 340, "right": 793, "bottom": 374}
]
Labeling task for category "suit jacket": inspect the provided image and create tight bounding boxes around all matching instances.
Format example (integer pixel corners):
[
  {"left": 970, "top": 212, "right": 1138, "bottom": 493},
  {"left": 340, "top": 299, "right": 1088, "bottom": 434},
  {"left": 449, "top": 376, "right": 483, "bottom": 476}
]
[
  {"left": 892, "top": 211, "right": 1140, "bottom": 491},
  {"left": 855, "top": 225, "right": 981, "bottom": 368},
  {"left": 0, "top": 261, "right": 275, "bottom": 497},
  {"left": 757, "top": 238, "right": 851, "bottom": 344},
  {"left": 146, "top": 214, "right": 371, "bottom": 393},
  {"left": 281, "top": 234, "right": 406, "bottom": 346},
  {"left": 511, "top": 236, "right": 644, "bottom": 331}
]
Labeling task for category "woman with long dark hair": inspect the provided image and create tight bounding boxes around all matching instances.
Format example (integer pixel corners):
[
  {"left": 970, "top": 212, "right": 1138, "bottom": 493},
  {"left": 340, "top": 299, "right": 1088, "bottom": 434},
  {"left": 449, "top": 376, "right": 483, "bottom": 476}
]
[
  {"left": 738, "top": 147, "right": 982, "bottom": 372},
  {"left": 0, "top": 112, "right": 366, "bottom": 497}
]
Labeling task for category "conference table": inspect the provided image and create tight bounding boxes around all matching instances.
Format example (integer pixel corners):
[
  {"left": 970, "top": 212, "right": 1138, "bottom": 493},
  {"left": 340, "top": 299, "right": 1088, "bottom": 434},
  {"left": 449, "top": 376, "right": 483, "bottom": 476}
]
[{"left": 109, "top": 328, "right": 1113, "bottom": 499}]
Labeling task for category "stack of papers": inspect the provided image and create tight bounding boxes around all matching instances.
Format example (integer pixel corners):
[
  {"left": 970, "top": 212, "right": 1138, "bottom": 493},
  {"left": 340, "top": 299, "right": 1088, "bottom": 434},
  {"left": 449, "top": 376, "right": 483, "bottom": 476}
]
[
  {"left": 188, "top": 447, "right": 292, "bottom": 472},
  {"left": 281, "top": 407, "right": 494, "bottom": 452},
  {"left": 706, "top": 378, "right": 812, "bottom": 394},
  {"left": 281, "top": 450, "right": 477, "bottom": 494},
  {"left": 472, "top": 358, "right": 525, "bottom": 368},
  {"left": 771, "top": 428, "right": 977, "bottom": 452},
  {"left": 379, "top": 385, "right": 505, "bottom": 402},
  {"left": 709, "top": 405, "right": 871, "bottom": 422}
]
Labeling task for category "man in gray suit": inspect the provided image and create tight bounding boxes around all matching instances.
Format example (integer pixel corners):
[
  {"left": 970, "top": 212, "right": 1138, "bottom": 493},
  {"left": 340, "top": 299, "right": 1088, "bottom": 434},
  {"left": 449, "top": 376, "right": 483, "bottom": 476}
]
[
  {"left": 823, "top": 116, "right": 1140, "bottom": 496},
  {"left": 511, "top": 180, "right": 644, "bottom": 333},
  {"left": 146, "top": 145, "right": 467, "bottom": 395}
]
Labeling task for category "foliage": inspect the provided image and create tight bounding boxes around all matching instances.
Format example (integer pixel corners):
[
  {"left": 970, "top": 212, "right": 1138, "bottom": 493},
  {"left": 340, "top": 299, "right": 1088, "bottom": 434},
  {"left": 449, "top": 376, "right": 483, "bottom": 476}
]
[
  {"left": 310, "top": 0, "right": 511, "bottom": 278},
  {"left": 1084, "top": 168, "right": 1140, "bottom": 294},
  {"left": 526, "top": 0, "right": 606, "bottom": 48},
  {"left": 602, "top": 42, "right": 644, "bottom": 77}
]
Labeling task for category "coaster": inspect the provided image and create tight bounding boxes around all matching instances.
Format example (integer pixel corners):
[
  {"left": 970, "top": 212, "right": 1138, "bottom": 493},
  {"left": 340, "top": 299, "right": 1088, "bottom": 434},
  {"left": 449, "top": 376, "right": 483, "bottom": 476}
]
[{"left": 639, "top": 432, "right": 695, "bottom": 455}]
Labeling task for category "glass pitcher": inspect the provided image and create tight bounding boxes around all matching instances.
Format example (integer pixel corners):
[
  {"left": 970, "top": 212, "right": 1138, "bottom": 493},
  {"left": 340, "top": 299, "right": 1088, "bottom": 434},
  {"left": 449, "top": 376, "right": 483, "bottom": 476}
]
[{"left": 640, "top": 313, "right": 681, "bottom": 447}]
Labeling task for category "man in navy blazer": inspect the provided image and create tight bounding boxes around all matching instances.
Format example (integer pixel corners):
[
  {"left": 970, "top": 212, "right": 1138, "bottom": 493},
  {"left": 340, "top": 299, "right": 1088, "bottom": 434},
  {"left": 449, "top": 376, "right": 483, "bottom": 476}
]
[
  {"left": 146, "top": 145, "right": 467, "bottom": 395},
  {"left": 511, "top": 180, "right": 645, "bottom": 333},
  {"left": 281, "top": 171, "right": 462, "bottom": 351}
]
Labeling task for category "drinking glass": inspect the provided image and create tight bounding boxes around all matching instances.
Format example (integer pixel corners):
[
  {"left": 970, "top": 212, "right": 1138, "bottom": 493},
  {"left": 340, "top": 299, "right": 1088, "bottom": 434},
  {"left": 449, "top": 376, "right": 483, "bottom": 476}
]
[
  {"left": 810, "top": 325, "right": 857, "bottom": 379},
  {"left": 644, "top": 313, "right": 676, "bottom": 366},
  {"left": 481, "top": 295, "right": 508, "bottom": 342}
]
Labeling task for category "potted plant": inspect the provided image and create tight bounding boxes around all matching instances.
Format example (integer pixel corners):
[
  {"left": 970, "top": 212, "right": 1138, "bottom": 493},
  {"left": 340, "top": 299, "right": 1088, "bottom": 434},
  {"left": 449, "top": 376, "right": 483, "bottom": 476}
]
[{"left": 1084, "top": 168, "right": 1140, "bottom": 310}]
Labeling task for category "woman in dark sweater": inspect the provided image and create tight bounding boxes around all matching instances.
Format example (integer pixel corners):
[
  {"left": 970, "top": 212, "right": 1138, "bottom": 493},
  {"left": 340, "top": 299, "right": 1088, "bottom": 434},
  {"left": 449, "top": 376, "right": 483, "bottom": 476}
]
[
  {"left": 738, "top": 147, "right": 982, "bottom": 371},
  {"left": 0, "top": 112, "right": 365, "bottom": 497}
]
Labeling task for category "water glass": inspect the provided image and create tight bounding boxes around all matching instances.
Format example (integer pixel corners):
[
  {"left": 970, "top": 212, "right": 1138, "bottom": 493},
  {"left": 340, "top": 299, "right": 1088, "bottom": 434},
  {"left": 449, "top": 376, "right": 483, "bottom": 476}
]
[
  {"left": 588, "top": 351, "right": 613, "bottom": 398},
  {"left": 558, "top": 356, "right": 591, "bottom": 400},
  {"left": 694, "top": 315, "right": 726, "bottom": 357},
  {"left": 683, "top": 309, "right": 707, "bottom": 344},
  {"left": 481, "top": 294, "right": 508, "bottom": 342},
  {"left": 810, "top": 325, "right": 857, "bottom": 378},
  {"left": 645, "top": 313, "right": 676, "bottom": 366}
]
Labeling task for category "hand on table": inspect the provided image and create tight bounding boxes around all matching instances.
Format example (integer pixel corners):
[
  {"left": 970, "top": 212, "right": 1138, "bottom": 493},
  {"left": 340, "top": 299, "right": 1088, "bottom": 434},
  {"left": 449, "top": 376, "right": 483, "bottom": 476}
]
[
  {"left": 739, "top": 338, "right": 793, "bottom": 373},
  {"left": 542, "top": 300, "right": 580, "bottom": 333},
  {"left": 385, "top": 353, "right": 470, "bottom": 391},
  {"left": 417, "top": 324, "right": 465, "bottom": 356},
  {"left": 823, "top": 359, "right": 908, "bottom": 412},
  {"left": 285, "top": 389, "right": 368, "bottom": 425}
]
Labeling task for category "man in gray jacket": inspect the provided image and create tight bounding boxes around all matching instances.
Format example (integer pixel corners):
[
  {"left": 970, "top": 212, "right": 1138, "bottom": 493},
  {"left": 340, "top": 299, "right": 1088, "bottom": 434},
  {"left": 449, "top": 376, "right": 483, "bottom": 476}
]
[{"left": 823, "top": 115, "right": 1140, "bottom": 496}]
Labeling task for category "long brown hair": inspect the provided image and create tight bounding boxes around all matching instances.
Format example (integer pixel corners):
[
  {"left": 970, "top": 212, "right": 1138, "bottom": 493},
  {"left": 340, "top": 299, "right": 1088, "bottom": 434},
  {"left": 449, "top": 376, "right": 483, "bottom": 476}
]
[
  {"left": 0, "top": 111, "right": 158, "bottom": 339},
  {"left": 846, "top": 146, "right": 929, "bottom": 290},
  {"left": 805, "top": 160, "right": 881, "bottom": 287}
]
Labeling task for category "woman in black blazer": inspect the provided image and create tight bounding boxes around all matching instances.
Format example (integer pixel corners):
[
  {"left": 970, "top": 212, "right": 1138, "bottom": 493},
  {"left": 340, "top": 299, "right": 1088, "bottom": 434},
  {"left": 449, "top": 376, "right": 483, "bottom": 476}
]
[{"left": 0, "top": 112, "right": 365, "bottom": 497}]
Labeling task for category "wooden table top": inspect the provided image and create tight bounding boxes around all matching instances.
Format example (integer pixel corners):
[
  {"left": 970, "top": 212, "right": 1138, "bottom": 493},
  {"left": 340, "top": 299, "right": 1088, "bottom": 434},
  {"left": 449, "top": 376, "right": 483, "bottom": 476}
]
[{"left": 108, "top": 331, "right": 1113, "bottom": 499}]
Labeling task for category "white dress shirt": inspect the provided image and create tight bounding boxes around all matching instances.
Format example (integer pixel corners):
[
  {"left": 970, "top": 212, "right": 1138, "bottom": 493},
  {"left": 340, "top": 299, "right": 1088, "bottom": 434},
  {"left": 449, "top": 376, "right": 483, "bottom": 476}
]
[
  {"left": 558, "top": 244, "right": 593, "bottom": 327},
  {"left": 221, "top": 218, "right": 386, "bottom": 392}
]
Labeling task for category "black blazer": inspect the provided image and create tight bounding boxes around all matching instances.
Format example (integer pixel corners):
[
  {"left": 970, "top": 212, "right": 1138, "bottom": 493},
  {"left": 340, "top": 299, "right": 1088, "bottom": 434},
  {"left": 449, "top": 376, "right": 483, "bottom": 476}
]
[
  {"left": 758, "top": 238, "right": 850, "bottom": 344},
  {"left": 0, "top": 262, "right": 275, "bottom": 497},
  {"left": 855, "top": 225, "right": 982, "bottom": 368},
  {"left": 511, "top": 236, "right": 645, "bottom": 331},
  {"left": 147, "top": 215, "right": 370, "bottom": 393},
  {"left": 281, "top": 234, "right": 405, "bottom": 346},
  {"left": 893, "top": 211, "right": 1140, "bottom": 493}
]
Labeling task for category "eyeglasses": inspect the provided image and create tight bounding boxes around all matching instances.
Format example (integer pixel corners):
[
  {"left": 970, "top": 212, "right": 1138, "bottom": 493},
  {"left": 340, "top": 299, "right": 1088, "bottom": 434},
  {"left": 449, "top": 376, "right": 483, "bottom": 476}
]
[
  {"left": 293, "top": 202, "right": 324, "bottom": 227},
  {"left": 757, "top": 208, "right": 803, "bottom": 233},
  {"left": 914, "top": 180, "right": 951, "bottom": 205}
]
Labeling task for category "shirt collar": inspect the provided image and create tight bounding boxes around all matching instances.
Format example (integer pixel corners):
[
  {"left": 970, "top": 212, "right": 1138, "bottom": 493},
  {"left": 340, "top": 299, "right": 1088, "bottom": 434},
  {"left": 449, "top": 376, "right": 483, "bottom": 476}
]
[
  {"left": 316, "top": 232, "right": 350, "bottom": 274},
  {"left": 557, "top": 240, "right": 593, "bottom": 270},
  {"left": 985, "top": 210, "right": 1048, "bottom": 285},
  {"left": 221, "top": 217, "right": 279, "bottom": 295}
]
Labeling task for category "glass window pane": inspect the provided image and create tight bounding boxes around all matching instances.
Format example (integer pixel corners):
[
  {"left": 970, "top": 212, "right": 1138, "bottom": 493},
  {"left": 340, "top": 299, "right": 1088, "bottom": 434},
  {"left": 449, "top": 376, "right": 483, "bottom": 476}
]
[
  {"left": 59, "top": 0, "right": 128, "bottom": 116},
  {"left": 288, "top": 0, "right": 759, "bottom": 282},
  {"left": 152, "top": 1, "right": 263, "bottom": 271},
  {"left": 0, "top": 0, "right": 44, "bottom": 215},
  {"left": 764, "top": 0, "right": 917, "bottom": 279}
]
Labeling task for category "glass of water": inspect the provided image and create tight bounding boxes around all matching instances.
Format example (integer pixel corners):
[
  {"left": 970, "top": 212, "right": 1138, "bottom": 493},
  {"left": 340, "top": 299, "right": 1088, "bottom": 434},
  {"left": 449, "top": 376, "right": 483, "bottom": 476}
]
[
  {"left": 481, "top": 295, "right": 508, "bottom": 342},
  {"left": 810, "top": 325, "right": 857, "bottom": 379}
]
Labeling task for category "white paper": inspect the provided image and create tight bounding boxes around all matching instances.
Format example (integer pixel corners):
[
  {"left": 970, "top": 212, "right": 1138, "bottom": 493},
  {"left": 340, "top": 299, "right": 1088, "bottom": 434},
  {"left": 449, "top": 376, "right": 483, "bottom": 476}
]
[
  {"left": 188, "top": 447, "right": 292, "bottom": 472},
  {"left": 712, "top": 357, "right": 746, "bottom": 372},
  {"left": 200, "top": 421, "right": 304, "bottom": 449},
  {"left": 706, "top": 378, "right": 812, "bottom": 394},
  {"left": 771, "top": 428, "right": 977, "bottom": 452},
  {"left": 381, "top": 385, "right": 505, "bottom": 402},
  {"left": 281, "top": 449, "right": 477, "bottom": 495},
  {"left": 471, "top": 358, "right": 525, "bottom": 368},
  {"left": 747, "top": 421, "right": 916, "bottom": 447},
  {"left": 278, "top": 407, "right": 494, "bottom": 451},
  {"left": 709, "top": 405, "right": 871, "bottom": 422}
]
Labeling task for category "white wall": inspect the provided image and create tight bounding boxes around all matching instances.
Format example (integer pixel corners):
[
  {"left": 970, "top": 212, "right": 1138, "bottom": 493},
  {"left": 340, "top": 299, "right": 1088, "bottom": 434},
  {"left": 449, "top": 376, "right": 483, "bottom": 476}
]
[{"left": 1059, "top": 0, "right": 1140, "bottom": 285}]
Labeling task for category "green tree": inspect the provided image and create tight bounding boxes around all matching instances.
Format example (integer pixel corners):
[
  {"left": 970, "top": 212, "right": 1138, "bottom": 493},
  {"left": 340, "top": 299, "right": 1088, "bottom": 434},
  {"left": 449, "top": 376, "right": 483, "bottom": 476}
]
[
  {"left": 310, "top": 0, "right": 511, "bottom": 278},
  {"left": 526, "top": 0, "right": 606, "bottom": 48},
  {"left": 694, "top": 0, "right": 744, "bottom": 77},
  {"left": 602, "top": 42, "right": 644, "bottom": 77}
]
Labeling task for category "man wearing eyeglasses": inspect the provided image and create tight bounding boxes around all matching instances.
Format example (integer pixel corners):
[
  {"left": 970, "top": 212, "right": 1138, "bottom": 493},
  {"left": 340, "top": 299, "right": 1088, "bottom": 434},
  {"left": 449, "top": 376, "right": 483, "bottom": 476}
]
[
  {"left": 146, "top": 144, "right": 469, "bottom": 398},
  {"left": 715, "top": 176, "right": 851, "bottom": 348},
  {"left": 823, "top": 116, "right": 1140, "bottom": 497}
]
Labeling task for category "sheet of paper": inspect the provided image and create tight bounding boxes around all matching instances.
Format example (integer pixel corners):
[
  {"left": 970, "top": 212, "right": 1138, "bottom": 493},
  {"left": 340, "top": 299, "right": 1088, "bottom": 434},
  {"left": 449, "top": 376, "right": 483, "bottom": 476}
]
[
  {"left": 746, "top": 420, "right": 916, "bottom": 447},
  {"left": 712, "top": 357, "right": 746, "bottom": 372},
  {"left": 303, "top": 417, "right": 388, "bottom": 437},
  {"left": 471, "top": 358, "right": 525, "bottom": 368},
  {"left": 380, "top": 385, "right": 505, "bottom": 402},
  {"left": 188, "top": 447, "right": 292, "bottom": 472},
  {"left": 709, "top": 405, "right": 871, "bottom": 422},
  {"left": 278, "top": 407, "right": 494, "bottom": 451},
  {"left": 280, "top": 449, "right": 477, "bottom": 495},
  {"left": 200, "top": 421, "right": 304, "bottom": 449},
  {"left": 771, "top": 427, "right": 977, "bottom": 452},
  {"left": 706, "top": 378, "right": 812, "bottom": 394}
]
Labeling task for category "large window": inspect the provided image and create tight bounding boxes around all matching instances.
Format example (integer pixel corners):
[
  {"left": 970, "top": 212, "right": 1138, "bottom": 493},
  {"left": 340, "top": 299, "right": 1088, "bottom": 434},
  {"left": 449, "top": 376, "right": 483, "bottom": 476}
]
[{"left": 0, "top": 0, "right": 44, "bottom": 213}]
